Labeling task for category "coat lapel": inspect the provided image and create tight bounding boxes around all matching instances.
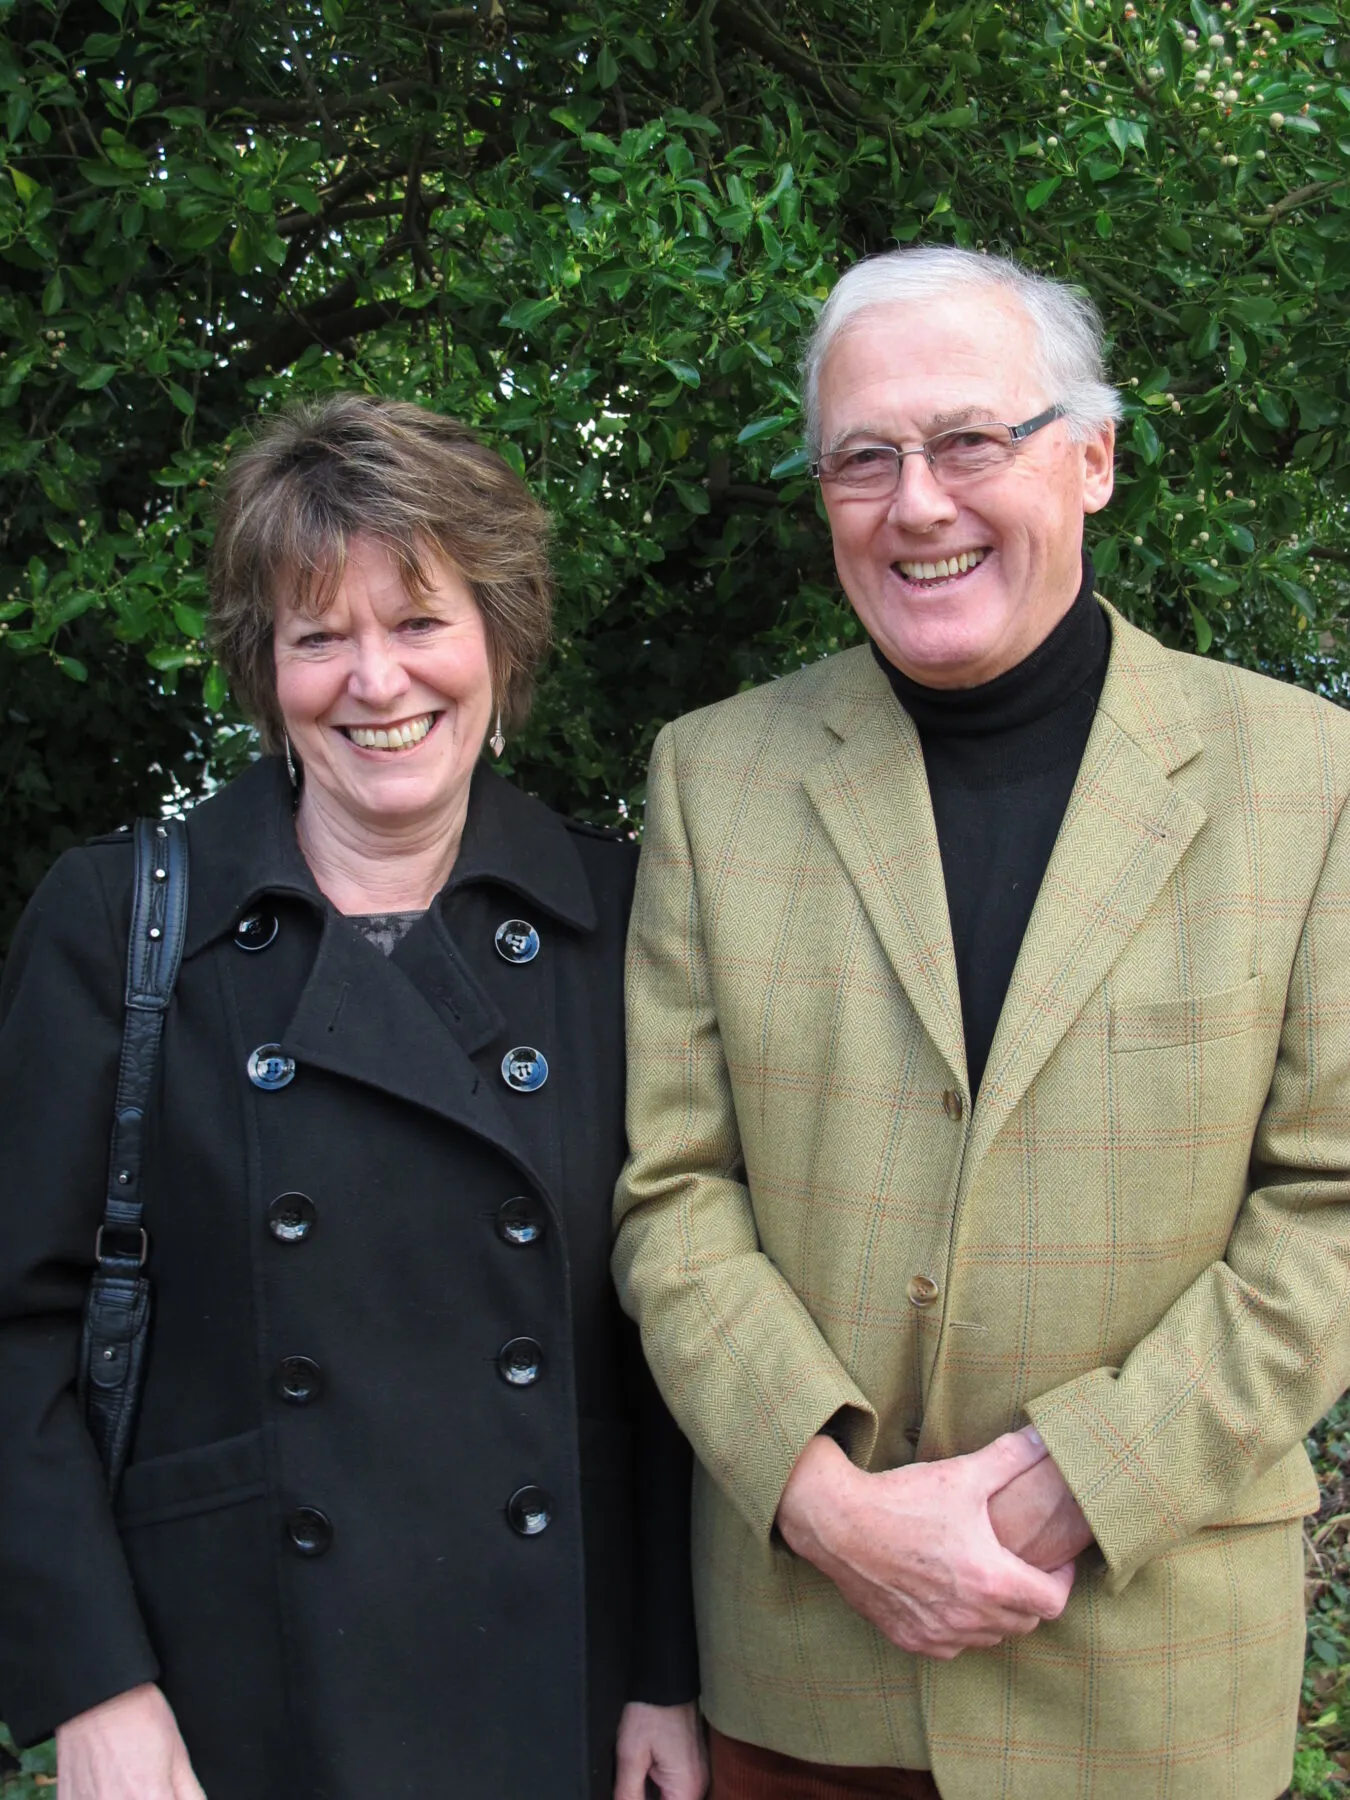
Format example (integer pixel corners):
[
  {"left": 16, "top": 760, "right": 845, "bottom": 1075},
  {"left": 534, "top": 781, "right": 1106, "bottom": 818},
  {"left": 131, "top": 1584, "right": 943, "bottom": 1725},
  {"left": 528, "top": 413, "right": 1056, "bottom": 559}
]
[
  {"left": 969, "top": 605, "right": 1207, "bottom": 1153},
  {"left": 180, "top": 755, "right": 598, "bottom": 1209},
  {"left": 803, "top": 653, "right": 968, "bottom": 1090},
  {"left": 280, "top": 909, "right": 556, "bottom": 1199}
]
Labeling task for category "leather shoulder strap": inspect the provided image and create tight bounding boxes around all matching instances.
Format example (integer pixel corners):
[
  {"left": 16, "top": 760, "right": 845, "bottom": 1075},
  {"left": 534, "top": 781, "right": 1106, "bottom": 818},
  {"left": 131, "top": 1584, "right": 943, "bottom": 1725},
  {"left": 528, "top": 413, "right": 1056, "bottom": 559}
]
[{"left": 100, "top": 816, "right": 189, "bottom": 1259}]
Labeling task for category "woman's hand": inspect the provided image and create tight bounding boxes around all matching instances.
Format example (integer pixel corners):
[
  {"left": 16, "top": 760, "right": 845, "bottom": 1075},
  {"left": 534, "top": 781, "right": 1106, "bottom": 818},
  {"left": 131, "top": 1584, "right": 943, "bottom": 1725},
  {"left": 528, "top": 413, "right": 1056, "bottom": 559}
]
[
  {"left": 614, "top": 1699, "right": 707, "bottom": 1800},
  {"left": 56, "top": 1683, "right": 206, "bottom": 1799}
]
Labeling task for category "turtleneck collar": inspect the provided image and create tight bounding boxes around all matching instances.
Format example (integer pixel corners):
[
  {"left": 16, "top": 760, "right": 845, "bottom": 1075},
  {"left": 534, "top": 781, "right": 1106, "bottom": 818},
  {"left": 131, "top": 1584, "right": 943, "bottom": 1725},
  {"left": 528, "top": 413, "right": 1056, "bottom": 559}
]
[{"left": 870, "top": 555, "right": 1106, "bottom": 737}]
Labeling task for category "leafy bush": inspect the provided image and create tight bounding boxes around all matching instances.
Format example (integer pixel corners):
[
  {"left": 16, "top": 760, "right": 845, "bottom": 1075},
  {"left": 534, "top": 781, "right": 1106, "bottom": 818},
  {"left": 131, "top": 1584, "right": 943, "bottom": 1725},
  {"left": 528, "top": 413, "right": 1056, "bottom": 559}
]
[{"left": 0, "top": 0, "right": 1347, "bottom": 942}]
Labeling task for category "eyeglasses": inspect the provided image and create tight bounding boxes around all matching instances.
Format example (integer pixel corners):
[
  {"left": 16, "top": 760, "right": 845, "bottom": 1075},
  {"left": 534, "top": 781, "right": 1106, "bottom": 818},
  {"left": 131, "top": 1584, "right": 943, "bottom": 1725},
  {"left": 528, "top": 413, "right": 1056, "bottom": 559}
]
[{"left": 811, "top": 405, "right": 1066, "bottom": 498}]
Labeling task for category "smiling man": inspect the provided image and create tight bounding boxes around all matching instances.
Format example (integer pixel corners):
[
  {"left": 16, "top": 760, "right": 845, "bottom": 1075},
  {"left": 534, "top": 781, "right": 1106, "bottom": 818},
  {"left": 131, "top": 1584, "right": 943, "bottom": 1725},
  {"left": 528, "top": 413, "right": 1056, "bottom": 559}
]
[{"left": 614, "top": 246, "right": 1350, "bottom": 1798}]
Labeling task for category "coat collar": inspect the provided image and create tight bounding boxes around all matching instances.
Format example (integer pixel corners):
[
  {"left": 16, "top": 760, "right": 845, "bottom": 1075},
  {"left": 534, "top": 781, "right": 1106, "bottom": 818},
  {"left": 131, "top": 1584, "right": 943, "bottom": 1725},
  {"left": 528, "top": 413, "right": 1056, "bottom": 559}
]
[
  {"left": 182, "top": 755, "right": 597, "bottom": 958},
  {"left": 803, "top": 601, "right": 1207, "bottom": 1126}
]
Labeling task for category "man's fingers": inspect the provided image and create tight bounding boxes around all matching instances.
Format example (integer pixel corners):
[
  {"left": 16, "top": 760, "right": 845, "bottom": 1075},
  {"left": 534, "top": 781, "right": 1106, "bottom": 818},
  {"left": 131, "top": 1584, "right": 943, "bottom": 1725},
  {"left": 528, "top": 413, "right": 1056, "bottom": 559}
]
[
  {"left": 612, "top": 1749, "right": 648, "bottom": 1800},
  {"left": 966, "top": 1425, "right": 1051, "bottom": 1495},
  {"left": 993, "top": 1546, "right": 1075, "bottom": 1620}
]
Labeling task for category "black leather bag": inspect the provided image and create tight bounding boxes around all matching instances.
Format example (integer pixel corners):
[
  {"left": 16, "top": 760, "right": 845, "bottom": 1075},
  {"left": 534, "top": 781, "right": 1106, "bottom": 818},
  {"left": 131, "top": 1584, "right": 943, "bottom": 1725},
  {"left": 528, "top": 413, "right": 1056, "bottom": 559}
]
[{"left": 77, "top": 816, "right": 189, "bottom": 1498}]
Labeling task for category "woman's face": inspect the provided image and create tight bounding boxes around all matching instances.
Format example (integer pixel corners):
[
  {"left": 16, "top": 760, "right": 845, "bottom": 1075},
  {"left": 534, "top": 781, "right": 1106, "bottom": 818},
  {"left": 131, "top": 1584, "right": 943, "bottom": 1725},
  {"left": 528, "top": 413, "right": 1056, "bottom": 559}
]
[{"left": 273, "top": 532, "right": 494, "bottom": 836}]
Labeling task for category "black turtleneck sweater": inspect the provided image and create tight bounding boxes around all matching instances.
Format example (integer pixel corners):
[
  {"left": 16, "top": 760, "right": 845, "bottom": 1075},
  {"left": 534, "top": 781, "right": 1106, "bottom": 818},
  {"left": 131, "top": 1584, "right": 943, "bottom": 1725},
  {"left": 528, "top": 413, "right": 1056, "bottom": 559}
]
[{"left": 872, "top": 562, "right": 1109, "bottom": 1098}]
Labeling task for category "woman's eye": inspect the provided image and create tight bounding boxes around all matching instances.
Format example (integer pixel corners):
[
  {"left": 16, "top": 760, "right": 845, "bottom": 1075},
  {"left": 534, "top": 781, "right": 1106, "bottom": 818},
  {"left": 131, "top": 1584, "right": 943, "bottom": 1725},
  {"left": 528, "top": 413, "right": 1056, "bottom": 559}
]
[
  {"left": 295, "top": 631, "right": 336, "bottom": 649},
  {"left": 398, "top": 614, "right": 443, "bottom": 635}
]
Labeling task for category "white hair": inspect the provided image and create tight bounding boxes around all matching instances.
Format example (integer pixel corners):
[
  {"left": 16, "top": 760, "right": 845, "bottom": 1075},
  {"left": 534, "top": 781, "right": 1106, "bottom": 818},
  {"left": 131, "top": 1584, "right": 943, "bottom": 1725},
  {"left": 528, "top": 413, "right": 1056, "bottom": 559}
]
[{"left": 801, "top": 245, "right": 1123, "bottom": 455}]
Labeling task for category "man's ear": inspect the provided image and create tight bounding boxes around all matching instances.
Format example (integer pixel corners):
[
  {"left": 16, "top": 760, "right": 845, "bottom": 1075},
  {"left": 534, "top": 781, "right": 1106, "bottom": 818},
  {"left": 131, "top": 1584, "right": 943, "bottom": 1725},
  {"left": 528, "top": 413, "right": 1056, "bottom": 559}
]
[{"left": 1082, "top": 421, "right": 1115, "bottom": 516}]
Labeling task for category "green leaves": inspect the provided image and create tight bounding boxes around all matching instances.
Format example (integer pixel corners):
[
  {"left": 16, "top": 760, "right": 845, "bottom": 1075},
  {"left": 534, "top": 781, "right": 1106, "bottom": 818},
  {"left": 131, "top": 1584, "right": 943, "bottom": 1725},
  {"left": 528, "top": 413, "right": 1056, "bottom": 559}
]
[
  {"left": 0, "top": 0, "right": 1343, "bottom": 880},
  {"left": 1025, "top": 175, "right": 1061, "bottom": 212}
]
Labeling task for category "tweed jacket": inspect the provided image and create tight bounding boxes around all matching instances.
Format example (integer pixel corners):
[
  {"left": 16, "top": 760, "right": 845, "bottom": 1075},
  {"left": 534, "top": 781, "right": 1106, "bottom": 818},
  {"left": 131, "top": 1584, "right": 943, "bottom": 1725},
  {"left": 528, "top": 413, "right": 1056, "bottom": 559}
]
[{"left": 613, "top": 602, "right": 1350, "bottom": 1798}]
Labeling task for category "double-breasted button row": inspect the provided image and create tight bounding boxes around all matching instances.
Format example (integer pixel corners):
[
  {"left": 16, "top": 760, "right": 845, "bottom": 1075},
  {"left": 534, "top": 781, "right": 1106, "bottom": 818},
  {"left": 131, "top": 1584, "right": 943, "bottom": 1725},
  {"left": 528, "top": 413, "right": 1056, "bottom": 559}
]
[
  {"left": 268, "top": 1192, "right": 316, "bottom": 1242},
  {"left": 497, "top": 1194, "right": 546, "bottom": 1246},
  {"left": 248, "top": 1044, "right": 296, "bottom": 1091},
  {"left": 235, "top": 911, "right": 279, "bottom": 952},
  {"left": 506, "top": 1485, "right": 552, "bottom": 1536},
  {"left": 286, "top": 1505, "right": 333, "bottom": 1557},
  {"left": 498, "top": 1337, "right": 544, "bottom": 1386},
  {"left": 274, "top": 1355, "right": 324, "bottom": 1404},
  {"left": 496, "top": 917, "right": 549, "bottom": 1094}
]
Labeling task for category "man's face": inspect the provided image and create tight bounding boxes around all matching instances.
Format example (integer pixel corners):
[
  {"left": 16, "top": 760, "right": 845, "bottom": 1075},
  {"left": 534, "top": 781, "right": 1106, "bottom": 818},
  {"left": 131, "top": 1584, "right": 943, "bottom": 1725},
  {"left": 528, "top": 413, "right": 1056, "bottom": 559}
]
[{"left": 815, "top": 291, "right": 1115, "bottom": 688}]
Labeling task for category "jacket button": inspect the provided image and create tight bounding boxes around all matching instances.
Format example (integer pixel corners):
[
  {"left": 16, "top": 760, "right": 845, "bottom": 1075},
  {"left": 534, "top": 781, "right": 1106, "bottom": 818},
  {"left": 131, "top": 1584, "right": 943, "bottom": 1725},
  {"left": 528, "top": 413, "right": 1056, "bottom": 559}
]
[
  {"left": 235, "top": 911, "right": 279, "bottom": 952},
  {"left": 501, "top": 1046, "right": 548, "bottom": 1093},
  {"left": 497, "top": 1337, "right": 544, "bottom": 1387},
  {"left": 274, "top": 1356, "right": 324, "bottom": 1405},
  {"left": 496, "top": 1195, "right": 546, "bottom": 1247},
  {"left": 285, "top": 1506, "right": 333, "bottom": 1556},
  {"left": 267, "top": 1193, "right": 316, "bottom": 1243},
  {"left": 942, "top": 1089, "right": 964, "bottom": 1121},
  {"left": 495, "top": 919, "right": 541, "bottom": 964},
  {"left": 506, "top": 1485, "right": 553, "bottom": 1536},
  {"left": 248, "top": 1044, "right": 296, "bottom": 1091},
  {"left": 907, "top": 1274, "right": 940, "bottom": 1309}
]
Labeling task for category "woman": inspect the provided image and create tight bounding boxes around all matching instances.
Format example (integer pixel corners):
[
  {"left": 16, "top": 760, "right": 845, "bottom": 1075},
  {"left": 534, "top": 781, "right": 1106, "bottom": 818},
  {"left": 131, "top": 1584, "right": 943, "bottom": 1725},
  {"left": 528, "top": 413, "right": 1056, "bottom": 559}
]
[{"left": 0, "top": 396, "right": 705, "bottom": 1800}]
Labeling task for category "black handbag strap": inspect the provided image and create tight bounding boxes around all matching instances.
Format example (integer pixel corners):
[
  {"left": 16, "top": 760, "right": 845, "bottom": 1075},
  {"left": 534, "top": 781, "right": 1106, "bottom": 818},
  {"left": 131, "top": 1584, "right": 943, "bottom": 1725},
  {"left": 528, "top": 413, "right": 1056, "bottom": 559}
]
[
  {"left": 98, "top": 817, "right": 190, "bottom": 1259},
  {"left": 80, "top": 816, "right": 189, "bottom": 1494}
]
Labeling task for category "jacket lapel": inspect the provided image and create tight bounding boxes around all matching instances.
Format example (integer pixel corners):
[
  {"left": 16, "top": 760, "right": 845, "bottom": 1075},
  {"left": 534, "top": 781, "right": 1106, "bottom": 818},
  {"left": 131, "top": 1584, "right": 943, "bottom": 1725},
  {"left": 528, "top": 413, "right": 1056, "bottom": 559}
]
[
  {"left": 969, "top": 606, "right": 1207, "bottom": 1153},
  {"left": 803, "top": 652, "right": 967, "bottom": 1090}
]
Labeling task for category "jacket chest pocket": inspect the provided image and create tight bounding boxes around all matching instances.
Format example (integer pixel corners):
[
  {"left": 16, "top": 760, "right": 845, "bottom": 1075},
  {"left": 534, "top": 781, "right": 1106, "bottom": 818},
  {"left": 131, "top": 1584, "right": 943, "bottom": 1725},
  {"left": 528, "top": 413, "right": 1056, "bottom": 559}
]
[{"left": 1104, "top": 975, "right": 1274, "bottom": 1260}]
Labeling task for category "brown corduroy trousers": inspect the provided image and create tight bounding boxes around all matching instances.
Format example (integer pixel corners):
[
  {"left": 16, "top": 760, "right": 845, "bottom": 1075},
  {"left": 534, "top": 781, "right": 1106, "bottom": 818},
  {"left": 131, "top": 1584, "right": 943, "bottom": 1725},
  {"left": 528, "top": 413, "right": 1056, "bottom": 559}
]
[{"left": 707, "top": 1726, "right": 942, "bottom": 1799}]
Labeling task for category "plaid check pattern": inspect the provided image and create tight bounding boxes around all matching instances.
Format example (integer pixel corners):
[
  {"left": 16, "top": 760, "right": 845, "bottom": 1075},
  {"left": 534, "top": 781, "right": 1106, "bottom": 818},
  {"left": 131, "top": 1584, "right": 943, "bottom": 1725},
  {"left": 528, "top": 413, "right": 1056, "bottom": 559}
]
[{"left": 614, "top": 604, "right": 1350, "bottom": 1797}]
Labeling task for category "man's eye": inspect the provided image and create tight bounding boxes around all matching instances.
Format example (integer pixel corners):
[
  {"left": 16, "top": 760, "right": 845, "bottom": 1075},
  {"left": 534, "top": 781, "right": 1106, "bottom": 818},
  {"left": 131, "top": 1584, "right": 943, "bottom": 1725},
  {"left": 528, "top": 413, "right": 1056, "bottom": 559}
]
[{"left": 844, "top": 447, "right": 892, "bottom": 469}]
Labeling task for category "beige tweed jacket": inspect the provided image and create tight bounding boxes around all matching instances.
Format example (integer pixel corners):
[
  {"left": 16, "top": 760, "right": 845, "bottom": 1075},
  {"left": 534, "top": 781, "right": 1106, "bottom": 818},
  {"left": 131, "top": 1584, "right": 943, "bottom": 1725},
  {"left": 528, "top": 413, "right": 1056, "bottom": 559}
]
[{"left": 613, "top": 603, "right": 1350, "bottom": 1798}]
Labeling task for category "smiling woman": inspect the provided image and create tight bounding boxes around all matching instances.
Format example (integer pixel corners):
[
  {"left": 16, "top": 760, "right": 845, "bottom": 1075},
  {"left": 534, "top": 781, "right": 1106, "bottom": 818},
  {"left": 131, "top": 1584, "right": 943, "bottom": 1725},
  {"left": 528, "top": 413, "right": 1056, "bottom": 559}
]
[{"left": 0, "top": 396, "right": 705, "bottom": 1800}]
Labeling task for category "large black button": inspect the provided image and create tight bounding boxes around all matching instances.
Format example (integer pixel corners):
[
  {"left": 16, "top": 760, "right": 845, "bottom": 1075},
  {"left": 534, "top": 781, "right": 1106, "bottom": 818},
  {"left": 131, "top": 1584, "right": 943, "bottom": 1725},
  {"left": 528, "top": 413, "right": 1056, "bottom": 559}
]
[
  {"left": 235, "top": 911, "right": 279, "bottom": 952},
  {"left": 274, "top": 1356, "right": 324, "bottom": 1405},
  {"left": 285, "top": 1506, "right": 333, "bottom": 1556},
  {"left": 506, "top": 1485, "right": 553, "bottom": 1536},
  {"left": 496, "top": 1196, "right": 546, "bottom": 1247},
  {"left": 267, "top": 1192, "right": 316, "bottom": 1243},
  {"left": 248, "top": 1044, "right": 296, "bottom": 1091},
  {"left": 501, "top": 1046, "right": 548, "bottom": 1093},
  {"left": 498, "top": 1337, "right": 544, "bottom": 1387},
  {"left": 495, "top": 919, "right": 540, "bottom": 965}
]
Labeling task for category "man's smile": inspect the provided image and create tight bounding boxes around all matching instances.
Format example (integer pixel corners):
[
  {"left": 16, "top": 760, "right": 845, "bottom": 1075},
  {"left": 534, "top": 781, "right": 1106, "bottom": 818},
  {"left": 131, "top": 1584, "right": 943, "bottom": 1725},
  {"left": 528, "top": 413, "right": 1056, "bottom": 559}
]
[{"left": 892, "top": 546, "right": 990, "bottom": 588}]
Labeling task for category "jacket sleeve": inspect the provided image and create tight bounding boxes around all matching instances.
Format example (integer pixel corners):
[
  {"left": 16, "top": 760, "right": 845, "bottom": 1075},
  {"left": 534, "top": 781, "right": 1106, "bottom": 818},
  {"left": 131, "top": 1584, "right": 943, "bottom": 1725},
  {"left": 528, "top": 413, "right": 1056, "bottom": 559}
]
[
  {"left": 1028, "top": 790, "right": 1350, "bottom": 1591},
  {"left": 0, "top": 847, "right": 160, "bottom": 1746},
  {"left": 622, "top": 1312, "right": 700, "bottom": 1704},
  {"left": 613, "top": 725, "right": 877, "bottom": 1544}
]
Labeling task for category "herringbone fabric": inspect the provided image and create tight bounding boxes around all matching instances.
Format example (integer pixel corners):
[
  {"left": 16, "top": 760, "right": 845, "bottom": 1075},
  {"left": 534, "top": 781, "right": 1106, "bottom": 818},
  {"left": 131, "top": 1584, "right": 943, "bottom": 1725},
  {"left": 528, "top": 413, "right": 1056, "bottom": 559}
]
[{"left": 614, "top": 604, "right": 1350, "bottom": 1797}]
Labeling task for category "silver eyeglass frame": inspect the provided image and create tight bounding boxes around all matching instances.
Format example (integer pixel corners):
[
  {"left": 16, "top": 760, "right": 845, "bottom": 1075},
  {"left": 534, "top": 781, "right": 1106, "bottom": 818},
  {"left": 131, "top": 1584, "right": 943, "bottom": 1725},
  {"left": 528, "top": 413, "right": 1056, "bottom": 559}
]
[{"left": 810, "top": 404, "right": 1066, "bottom": 491}]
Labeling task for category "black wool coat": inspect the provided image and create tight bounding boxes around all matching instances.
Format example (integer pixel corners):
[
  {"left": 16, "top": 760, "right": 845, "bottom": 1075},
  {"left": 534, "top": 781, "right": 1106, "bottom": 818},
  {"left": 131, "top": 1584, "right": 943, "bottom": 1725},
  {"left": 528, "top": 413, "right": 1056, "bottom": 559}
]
[{"left": 0, "top": 756, "right": 697, "bottom": 1800}]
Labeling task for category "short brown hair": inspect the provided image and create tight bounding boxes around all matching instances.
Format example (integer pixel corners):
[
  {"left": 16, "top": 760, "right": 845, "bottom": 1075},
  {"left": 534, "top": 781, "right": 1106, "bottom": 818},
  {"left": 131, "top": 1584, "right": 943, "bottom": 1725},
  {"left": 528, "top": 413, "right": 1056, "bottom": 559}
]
[{"left": 208, "top": 394, "right": 553, "bottom": 751}]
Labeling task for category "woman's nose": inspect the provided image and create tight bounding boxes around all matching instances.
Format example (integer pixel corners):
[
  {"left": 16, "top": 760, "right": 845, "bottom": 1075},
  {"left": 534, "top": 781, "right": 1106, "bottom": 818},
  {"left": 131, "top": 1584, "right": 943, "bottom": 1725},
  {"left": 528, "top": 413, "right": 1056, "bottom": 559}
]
[{"left": 347, "top": 634, "right": 410, "bottom": 705}]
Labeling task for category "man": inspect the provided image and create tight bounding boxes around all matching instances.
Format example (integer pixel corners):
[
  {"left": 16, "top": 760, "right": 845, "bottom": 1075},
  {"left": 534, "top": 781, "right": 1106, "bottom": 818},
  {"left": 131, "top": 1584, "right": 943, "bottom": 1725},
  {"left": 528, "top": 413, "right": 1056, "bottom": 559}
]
[{"left": 613, "top": 245, "right": 1350, "bottom": 1799}]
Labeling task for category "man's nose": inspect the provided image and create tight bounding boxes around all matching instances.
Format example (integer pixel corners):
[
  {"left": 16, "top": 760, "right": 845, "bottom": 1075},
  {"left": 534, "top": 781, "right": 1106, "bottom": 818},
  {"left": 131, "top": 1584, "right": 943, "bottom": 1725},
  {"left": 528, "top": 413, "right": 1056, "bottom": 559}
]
[
  {"left": 886, "top": 452, "right": 959, "bottom": 532},
  {"left": 348, "top": 633, "right": 410, "bottom": 705}
]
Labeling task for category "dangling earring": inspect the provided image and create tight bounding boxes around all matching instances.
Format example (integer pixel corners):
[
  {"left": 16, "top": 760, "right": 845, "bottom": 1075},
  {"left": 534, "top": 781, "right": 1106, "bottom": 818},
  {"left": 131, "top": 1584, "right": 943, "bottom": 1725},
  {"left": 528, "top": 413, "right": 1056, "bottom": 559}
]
[
  {"left": 284, "top": 733, "right": 299, "bottom": 791},
  {"left": 489, "top": 708, "right": 505, "bottom": 758}
]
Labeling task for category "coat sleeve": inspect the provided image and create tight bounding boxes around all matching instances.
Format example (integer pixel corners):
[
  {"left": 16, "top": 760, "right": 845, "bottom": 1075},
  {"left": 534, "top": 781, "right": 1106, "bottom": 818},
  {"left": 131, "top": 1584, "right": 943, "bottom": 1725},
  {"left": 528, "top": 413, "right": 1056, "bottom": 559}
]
[
  {"left": 622, "top": 1312, "right": 700, "bottom": 1704},
  {"left": 1028, "top": 789, "right": 1350, "bottom": 1591},
  {"left": 0, "top": 847, "right": 160, "bottom": 1746},
  {"left": 613, "top": 724, "right": 877, "bottom": 1544}
]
